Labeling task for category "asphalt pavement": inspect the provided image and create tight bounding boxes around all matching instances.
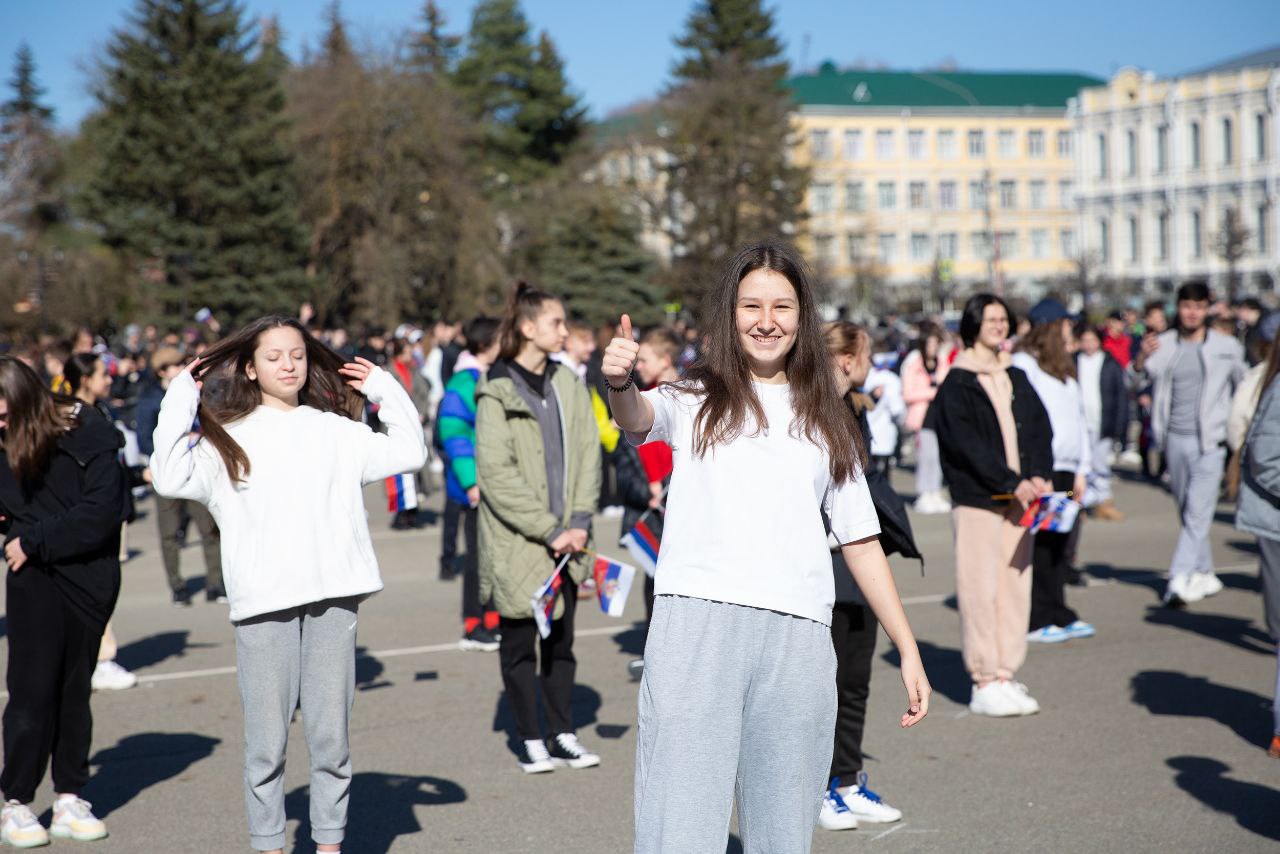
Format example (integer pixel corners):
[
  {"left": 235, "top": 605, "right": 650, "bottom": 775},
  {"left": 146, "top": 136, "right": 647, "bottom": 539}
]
[{"left": 2, "top": 466, "right": 1277, "bottom": 853}]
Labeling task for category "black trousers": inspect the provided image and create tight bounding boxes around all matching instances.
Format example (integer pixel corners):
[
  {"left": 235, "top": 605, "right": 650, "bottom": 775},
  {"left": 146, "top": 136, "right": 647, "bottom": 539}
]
[
  {"left": 1, "top": 568, "right": 103, "bottom": 804},
  {"left": 459, "top": 503, "right": 487, "bottom": 622},
  {"left": 1029, "top": 470, "right": 1080, "bottom": 631},
  {"left": 440, "top": 497, "right": 462, "bottom": 568},
  {"left": 498, "top": 579, "right": 578, "bottom": 741},
  {"left": 830, "top": 601, "right": 878, "bottom": 782}
]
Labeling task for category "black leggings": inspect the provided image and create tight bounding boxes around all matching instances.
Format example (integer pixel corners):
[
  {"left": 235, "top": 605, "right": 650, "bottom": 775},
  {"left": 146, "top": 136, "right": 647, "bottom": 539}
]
[
  {"left": 498, "top": 579, "right": 578, "bottom": 741},
  {"left": 830, "top": 602, "right": 878, "bottom": 782},
  {"left": 1, "top": 568, "right": 103, "bottom": 804},
  {"left": 1029, "top": 470, "right": 1080, "bottom": 631}
]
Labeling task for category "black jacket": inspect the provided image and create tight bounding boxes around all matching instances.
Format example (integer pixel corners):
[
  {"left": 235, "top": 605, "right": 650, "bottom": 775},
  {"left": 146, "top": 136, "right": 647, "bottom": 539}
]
[
  {"left": 133, "top": 380, "right": 165, "bottom": 457},
  {"left": 0, "top": 405, "right": 126, "bottom": 629},
  {"left": 1077, "top": 352, "right": 1129, "bottom": 441},
  {"left": 927, "top": 365, "right": 1054, "bottom": 510}
]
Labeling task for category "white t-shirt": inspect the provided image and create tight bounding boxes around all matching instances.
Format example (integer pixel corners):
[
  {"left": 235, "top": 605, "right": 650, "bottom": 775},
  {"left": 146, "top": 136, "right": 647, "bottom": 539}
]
[{"left": 636, "top": 382, "right": 880, "bottom": 626}]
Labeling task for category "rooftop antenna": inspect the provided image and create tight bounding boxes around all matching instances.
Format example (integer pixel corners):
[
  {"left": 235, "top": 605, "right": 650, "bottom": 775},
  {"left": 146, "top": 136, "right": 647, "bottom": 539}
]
[{"left": 800, "top": 32, "right": 810, "bottom": 72}]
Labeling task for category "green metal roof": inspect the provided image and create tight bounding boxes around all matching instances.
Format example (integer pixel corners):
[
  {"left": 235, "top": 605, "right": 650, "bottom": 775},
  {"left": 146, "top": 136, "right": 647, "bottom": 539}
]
[{"left": 786, "top": 65, "right": 1104, "bottom": 109}]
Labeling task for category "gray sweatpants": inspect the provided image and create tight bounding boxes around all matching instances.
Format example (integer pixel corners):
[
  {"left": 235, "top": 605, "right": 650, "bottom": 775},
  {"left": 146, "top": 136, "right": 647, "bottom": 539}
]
[
  {"left": 235, "top": 597, "right": 359, "bottom": 851},
  {"left": 915, "top": 428, "right": 943, "bottom": 495},
  {"left": 1165, "top": 434, "right": 1226, "bottom": 582},
  {"left": 635, "top": 595, "right": 836, "bottom": 854}
]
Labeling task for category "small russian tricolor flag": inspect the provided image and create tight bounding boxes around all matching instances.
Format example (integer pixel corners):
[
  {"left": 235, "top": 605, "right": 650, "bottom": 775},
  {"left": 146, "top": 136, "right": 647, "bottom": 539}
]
[
  {"left": 385, "top": 473, "right": 418, "bottom": 513},
  {"left": 620, "top": 507, "right": 663, "bottom": 578},
  {"left": 592, "top": 554, "right": 636, "bottom": 618},
  {"left": 531, "top": 556, "right": 571, "bottom": 639}
]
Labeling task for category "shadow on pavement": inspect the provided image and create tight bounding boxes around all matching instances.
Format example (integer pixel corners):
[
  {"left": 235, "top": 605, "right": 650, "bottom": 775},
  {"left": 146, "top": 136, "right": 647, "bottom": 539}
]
[
  {"left": 285, "top": 772, "right": 467, "bottom": 853},
  {"left": 1144, "top": 606, "right": 1274, "bottom": 655},
  {"left": 1130, "top": 670, "right": 1273, "bottom": 749},
  {"left": 83, "top": 732, "right": 221, "bottom": 818},
  {"left": 115, "top": 630, "right": 217, "bottom": 671},
  {"left": 882, "top": 640, "right": 969, "bottom": 706},
  {"left": 491, "top": 684, "right": 604, "bottom": 756},
  {"left": 1083, "top": 563, "right": 1163, "bottom": 595},
  {"left": 612, "top": 622, "right": 647, "bottom": 657},
  {"left": 356, "top": 646, "right": 391, "bottom": 691},
  {"left": 1227, "top": 538, "right": 1260, "bottom": 556},
  {"left": 1166, "top": 756, "right": 1280, "bottom": 841}
]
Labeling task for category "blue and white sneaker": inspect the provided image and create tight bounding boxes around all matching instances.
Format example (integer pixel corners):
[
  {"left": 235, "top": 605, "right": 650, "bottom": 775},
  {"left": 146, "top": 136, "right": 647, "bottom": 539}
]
[
  {"left": 838, "top": 773, "right": 903, "bottom": 823},
  {"left": 1063, "top": 620, "right": 1096, "bottom": 639},
  {"left": 818, "top": 778, "right": 857, "bottom": 830},
  {"left": 1027, "top": 624, "right": 1071, "bottom": 643}
]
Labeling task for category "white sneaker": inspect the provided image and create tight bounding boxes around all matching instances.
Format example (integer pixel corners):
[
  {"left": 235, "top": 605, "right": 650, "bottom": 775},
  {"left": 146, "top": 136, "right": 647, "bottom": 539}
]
[
  {"left": 838, "top": 774, "right": 903, "bottom": 823},
  {"left": 547, "top": 733, "right": 600, "bottom": 769},
  {"left": 968, "top": 681, "right": 1023, "bottom": 717},
  {"left": 518, "top": 739, "right": 555, "bottom": 774},
  {"left": 1, "top": 801, "right": 48, "bottom": 848},
  {"left": 1027, "top": 625, "right": 1072, "bottom": 644},
  {"left": 1164, "top": 574, "right": 1204, "bottom": 606},
  {"left": 91, "top": 660, "right": 137, "bottom": 691},
  {"left": 930, "top": 490, "right": 952, "bottom": 511},
  {"left": 817, "top": 780, "right": 858, "bottom": 831},
  {"left": 49, "top": 796, "right": 107, "bottom": 842},
  {"left": 1194, "top": 572, "right": 1224, "bottom": 599},
  {"left": 1001, "top": 681, "right": 1041, "bottom": 716}
]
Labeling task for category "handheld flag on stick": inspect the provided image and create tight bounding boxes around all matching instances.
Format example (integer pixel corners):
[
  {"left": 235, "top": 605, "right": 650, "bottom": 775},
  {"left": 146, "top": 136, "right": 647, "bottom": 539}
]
[
  {"left": 592, "top": 553, "right": 637, "bottom": 618},
  {"left": 620, "top": 506, "right": 663, "bottom": 578},
  {"left": 385, "top": 473, "right": 418, "bottom": 513},
  {"left": 531, "top": 555, "right": 571, "bottom": 639},
  {"left": 1018, "top": 492, "right": 1080, "bottom": 533}
]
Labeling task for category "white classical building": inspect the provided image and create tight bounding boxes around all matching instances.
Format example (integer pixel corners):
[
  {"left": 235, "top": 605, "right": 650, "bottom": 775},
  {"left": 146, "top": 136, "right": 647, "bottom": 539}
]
[{"left": 1069, "top": 48, "right": 1280, "bottom": 298}]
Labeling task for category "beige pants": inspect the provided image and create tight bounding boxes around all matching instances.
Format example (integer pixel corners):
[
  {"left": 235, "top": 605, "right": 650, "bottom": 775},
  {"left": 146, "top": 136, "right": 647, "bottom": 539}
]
[{"left": 953, "top": 505, "right": 1033, "bottom": 683}]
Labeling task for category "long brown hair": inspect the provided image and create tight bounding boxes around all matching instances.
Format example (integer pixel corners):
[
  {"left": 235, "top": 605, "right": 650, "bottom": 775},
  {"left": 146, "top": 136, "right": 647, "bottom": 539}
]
[
  {"left": 822, "top": 320, "right": 871, "bottom": 465},
  {"left": 0, "top": 356, "right": 79, "bottom": 483},
  {"left": 191, "top": 316, "right": 363, "bottom": 483},
  {"left": 675, "top": 241, "right": 864, "bottom": 484},
  {"left": 1260, "top": 335, "right": 1280, "bottom": 400},
  {"left": 497, "top": 281, "right": 561, "bottom": 361},
  {"left": 1017, "top": 319, "right": 1076, "bottom": 382}
]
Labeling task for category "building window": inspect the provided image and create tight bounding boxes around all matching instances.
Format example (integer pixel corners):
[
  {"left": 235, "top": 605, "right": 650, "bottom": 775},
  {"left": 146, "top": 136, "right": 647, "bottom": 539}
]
[
  {"left": 877, "top": 181, "right": 896, "bottom": 210},
  {"left": 908, "top": 130, "right": 926, "bottom": 160},
  {"left": 1060, "top": 228, "right": 1076, "bottom": 259},
  {"left": 844, "top": 180, "right": 865, "bottom": 212},
  {"left": 1157, "top": 212, "right": 1169, "bottom": 260},
  {"left": 1257, "top": 113, "right": 1268, "bottom": 162},
  {"left": 811, "top": 182, "right": 835, "bottom": 213},
  {"left": 843, "top": 129, "right": 864, "bottom": 160},
  {"left": 815, "top": 233, "right": 836, "bottom": 265},
  {"left": 1030, "top": 228, "right": 1049, "bottom": 259},
  {"left": 1028, "top": 180, "right": 1046, "bottom": 210},
  {"left": 1097, "top": 132, "right": 1109, "bottom": 178},
  {"left": 971, "top": 230, "right": 992, "bottom": 260},
  {"left": 998, "top": 180, "right": 1017, "bottom": 209},
  {"left": 997, "top": 129, "right": 1015, "bottom": 158},
  {"left": 1099, "top": 217, "right": 1110, "bottom": 263},
  {"left": 937, "top": 232, "right": 958, "bottom": 260},
  {"left": 968, "top": 179, "right": 986, "bottom": 210},
  {"left": 1125, "top": 129, "right": 1138, "bottom": 176},
  {"left": 1222, "top": 117, "right": 1233, "bottom": 164},
  {"left": 910, "top": 232, "right": 931, "bottom": 260},
  {"left": 1056, "top": 129, "right": 1072, "bottom": 157},
  {"left": 909, "top": 181, "right": 928, "bottom": 209},
  {"left": 847, "top": 232, "right": 867, "bottom": 262},
  {"left": 1258, "top": 205, "right": 1269, "bottom": 253},
  {"left": 968, "top": 129, "right": 985, "bottom": 157},
  {"left": 937, "top": 129, "right": 957, "bottom": 159},
  {"left": 1127, "top": 216, "right": 1139, "bottom": 262},
  {"left": 997, "top": 230, "right": 1018, "bottom": 259},
  {"left": 938, "top": 181, "right": 958, "bottom": 210},
  {"left": 1156, "top": 125, "right": 1169, "bottom": 173},
  {"left": 878, "top": 232, "right": 897, "bottom": 263},
  {"left": 1190, "top": 120, "right": 1201, "bottom": 168},
  {"left": 1027, "top": 130, "right": 1045, "bottom": 158},
  {"left": 810, "top": 129, "right": 832, "bottom": 161},
  {"left": 1058, "top": 179, "right": 1074, "bottom": 208},
  {"left": 876, "top": 129, "right": 895, "bottom": 159},
  {"left": 1191, "top": 210, "right": 1202, "bottom": 258}
]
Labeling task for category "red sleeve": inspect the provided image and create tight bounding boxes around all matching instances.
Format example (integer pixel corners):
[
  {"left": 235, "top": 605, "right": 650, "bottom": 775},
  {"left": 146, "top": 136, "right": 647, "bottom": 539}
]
[{"left": 637, "top": 441, "right": 673, "bottom": 483}]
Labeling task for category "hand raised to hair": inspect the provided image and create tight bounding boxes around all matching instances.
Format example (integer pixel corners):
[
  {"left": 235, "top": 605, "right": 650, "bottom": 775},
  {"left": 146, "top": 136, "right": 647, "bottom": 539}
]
[
  {"left": 602, "top": 314, "right": 640, "bottom": 387},
  {"left": 184, "top": 357, "right": 204, "bottom": 392},
  {"left": 339, "top": 357, "right": 377, "bottom": 393}
]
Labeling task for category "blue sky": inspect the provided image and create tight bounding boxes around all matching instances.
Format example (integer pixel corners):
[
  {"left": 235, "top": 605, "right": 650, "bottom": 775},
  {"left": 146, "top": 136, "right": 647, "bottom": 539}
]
[{"left": 3, "top": 0, "right": 1278, "bottom": 130}]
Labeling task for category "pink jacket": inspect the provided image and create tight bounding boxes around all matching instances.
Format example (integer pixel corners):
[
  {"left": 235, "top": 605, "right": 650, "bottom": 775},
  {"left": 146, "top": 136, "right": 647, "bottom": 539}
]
[{"left": 901, "top": 349, "right": 950, "bottom": 433}]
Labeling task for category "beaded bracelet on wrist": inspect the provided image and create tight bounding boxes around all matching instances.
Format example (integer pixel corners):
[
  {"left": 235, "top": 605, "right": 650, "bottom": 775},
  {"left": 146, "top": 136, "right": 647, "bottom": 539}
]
[{"left": 606, "top": 374, "right": 635, "bottom": 393}]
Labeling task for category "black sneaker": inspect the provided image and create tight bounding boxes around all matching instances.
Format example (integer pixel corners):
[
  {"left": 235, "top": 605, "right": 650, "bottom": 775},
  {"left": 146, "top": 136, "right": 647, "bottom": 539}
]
[
  {"left": 517, "top": 739, "right": 555, "bottom": 774},
  {"left": 172, "top": 589, "right": 192, "bottom": 608},
  {"left": 205, "top": 588, "right": 229, "bottom": 604},
  {"left": 547, "top": 733, "right": 600, "bottom": 769},
  {"left": 458, "top": 627, "right": 500, "bottom": 652},
  {"left": 390, "top": 511, "right": 413, "bottom": 531}
]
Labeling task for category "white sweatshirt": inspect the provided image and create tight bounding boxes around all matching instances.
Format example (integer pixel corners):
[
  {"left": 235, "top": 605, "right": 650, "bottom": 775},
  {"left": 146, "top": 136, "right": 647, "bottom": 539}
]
[
  {"left": 1011, "top": 352, "right": 1091, "bottom": 476},
  {"left": 150, "top": 368, "right": 428, "bottom": 622}
]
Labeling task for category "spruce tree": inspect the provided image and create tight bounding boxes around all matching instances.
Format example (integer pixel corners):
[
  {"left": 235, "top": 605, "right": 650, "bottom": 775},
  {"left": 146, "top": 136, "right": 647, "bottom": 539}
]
[
  {"left": 406, "top": 1, "right": 461, "bottom": 76},
  {"left": 83, "top": 0, "right": 308, "bottom": 326},
  {"left": 0, "top": 44, "right": 59, "bottom": 236},
  {"left": 662, "top": 0, "right": 807, "bottom": 306}
]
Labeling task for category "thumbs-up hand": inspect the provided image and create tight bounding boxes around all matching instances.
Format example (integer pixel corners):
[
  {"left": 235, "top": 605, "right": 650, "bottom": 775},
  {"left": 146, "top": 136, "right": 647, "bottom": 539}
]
[{"left": 602, "top": 314, "right": 640, "bottom": 388}]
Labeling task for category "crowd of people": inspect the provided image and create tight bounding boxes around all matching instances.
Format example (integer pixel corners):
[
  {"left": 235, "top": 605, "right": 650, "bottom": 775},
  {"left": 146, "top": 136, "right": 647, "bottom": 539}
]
[{"left": 0, "top": 243, "right": 1277, "bottom": 851}]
